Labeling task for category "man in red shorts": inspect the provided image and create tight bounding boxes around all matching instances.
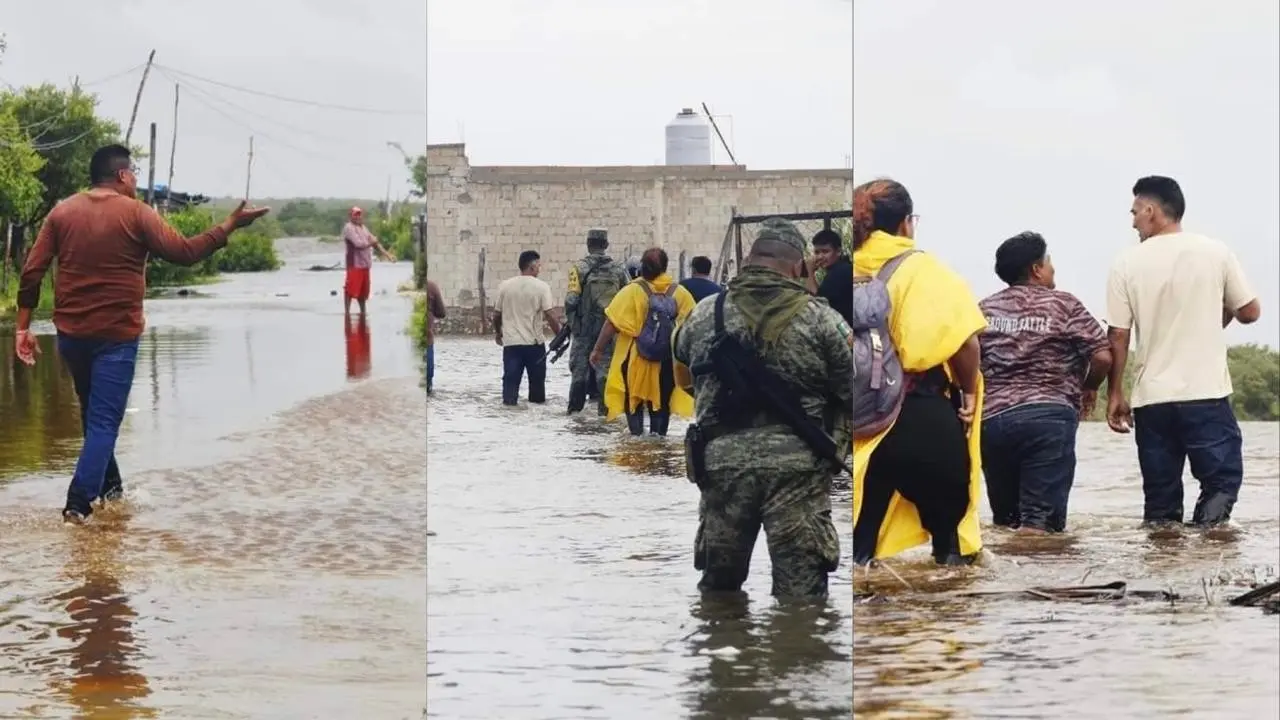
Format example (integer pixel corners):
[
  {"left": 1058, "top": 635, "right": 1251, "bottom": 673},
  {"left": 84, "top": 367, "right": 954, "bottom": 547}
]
[{"left": 342, "top": 206, "right": 395, "bottom": 316}]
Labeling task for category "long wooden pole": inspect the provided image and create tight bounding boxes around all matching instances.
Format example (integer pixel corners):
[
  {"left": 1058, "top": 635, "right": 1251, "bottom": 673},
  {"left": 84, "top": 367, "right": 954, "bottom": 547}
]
[
  {"left": 244, "top": 136, "right": 254, "bottom": 200},
  {"left": 124, "top": 50, "right": 156, "bottom": 146},
  {"left": 145, "top": 123, "right": 157, "bottom": 206},
  {"left": 165, "top": 84, "right": 179, "bottom": 205}
]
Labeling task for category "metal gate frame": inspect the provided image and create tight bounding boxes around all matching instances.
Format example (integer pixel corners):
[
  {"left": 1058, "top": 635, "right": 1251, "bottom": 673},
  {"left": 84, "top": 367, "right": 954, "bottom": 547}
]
[{"left": 714, "top": 209, "right": 852, "bottom": 284}]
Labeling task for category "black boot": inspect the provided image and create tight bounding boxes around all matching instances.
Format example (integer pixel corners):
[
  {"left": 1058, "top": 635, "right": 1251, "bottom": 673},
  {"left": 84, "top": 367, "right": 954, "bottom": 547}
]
[
  {"left": 100, "top": 476, "right": 124, "bottom": 502},
  {"left": 567, "top": 381, "right": 587, "bottom": 414},
  {"left": 626, "top": 411, "right": 645, "bottom": 436},
  {"left": 650, "top": 409, "right": 671, "bottom": 437},
  {"left": 1191, "top": 492, "right": 1236, "bottom": 526},
  {"left": 933, "top": 530, "right": 975, "bottom": 566}
]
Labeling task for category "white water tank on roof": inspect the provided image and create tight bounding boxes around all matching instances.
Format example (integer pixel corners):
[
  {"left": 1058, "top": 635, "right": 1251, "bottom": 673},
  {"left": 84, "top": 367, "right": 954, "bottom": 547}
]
[{"left": 665, "top": 108, "right": 712, "bottom": 165}]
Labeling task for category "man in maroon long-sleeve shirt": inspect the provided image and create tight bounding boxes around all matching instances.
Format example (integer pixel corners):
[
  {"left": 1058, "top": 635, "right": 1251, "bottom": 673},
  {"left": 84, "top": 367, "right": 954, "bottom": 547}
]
[{"left": 12, "top": 143, "right": 269, "bottom": 523}]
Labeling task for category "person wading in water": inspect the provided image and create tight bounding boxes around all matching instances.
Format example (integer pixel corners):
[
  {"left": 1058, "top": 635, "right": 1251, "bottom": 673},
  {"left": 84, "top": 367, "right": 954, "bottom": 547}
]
[
  {"left": 341, "top": 206, "right": 395, "bottom": 317},
  {"left": 12, "top": 144, "right": 271, "bottom": 523}
]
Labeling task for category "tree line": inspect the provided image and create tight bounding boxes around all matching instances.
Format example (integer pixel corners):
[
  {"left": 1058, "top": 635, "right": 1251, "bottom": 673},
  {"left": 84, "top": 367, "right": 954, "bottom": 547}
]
[{"left": 0, "top": 40, "right": 430, "bottom": 316}]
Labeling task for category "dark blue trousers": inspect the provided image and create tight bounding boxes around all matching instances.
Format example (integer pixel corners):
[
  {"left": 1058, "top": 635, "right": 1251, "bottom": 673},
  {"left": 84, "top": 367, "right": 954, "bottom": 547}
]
[
  {"left": 425, "top": 344, "right": 435, "bottom": 392},
  {"left": 502, "top": 344, "right": 546, "bottom": 406},
  {"left": 1133, "top": 397, "right": 1243, "bottom": 525},
  {"left": 981, "top": 402, "right": 1079, "bottom": 532},
  {"left": 57, "top": 334, "right": 139, "bottom": 514}
]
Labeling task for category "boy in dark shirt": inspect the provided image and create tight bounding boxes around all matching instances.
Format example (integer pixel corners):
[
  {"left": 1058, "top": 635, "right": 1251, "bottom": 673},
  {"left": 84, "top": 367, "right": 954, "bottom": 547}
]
[
  {"left": 808, "top": 229, "right": 852, "bottom": 326},
  {"left": 678, "top": 255, "right": 722, "bottom": 303}
]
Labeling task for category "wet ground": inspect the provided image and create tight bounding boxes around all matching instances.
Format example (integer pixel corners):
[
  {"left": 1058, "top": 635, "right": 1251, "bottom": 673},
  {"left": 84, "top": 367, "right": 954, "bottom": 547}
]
[
  {"left": 425, "top": 338, "right": 855, "bottom": 719},
  {"left": 0, "top": 237, "right": 426, "bottom": 719},
  {"left": 854, "top": 422, "right": 1280, "bottom": 720}
]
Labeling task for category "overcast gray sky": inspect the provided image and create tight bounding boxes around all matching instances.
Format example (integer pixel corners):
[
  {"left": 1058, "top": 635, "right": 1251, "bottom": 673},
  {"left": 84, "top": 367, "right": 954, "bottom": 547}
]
[
  {"left": 1, "top": 0, "right": 426, "bottom": 199},
  {"left": 427, "top": 0, "right": 853, "bottom": 169},
  {"left": 855, "top": 0, "right": 1280, "bottom": 347}
]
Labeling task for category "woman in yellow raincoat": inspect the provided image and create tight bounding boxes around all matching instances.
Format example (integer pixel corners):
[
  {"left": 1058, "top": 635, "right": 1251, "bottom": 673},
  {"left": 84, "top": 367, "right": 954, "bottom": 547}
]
[
  {"left": 851, "top": 179, "right": 987, "bottom": 566},
  {"left": 589, "top": 247, "right": 696, "bottom": 436}
]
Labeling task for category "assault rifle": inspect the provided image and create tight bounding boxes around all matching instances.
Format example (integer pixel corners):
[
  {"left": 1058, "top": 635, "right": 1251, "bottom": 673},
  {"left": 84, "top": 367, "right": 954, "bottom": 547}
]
[
  {"left": 545, "top": 325, "right": 572, "bottom": 364},
  {"left": 691, "top": 293, "right": 851, "bottom": 476}
]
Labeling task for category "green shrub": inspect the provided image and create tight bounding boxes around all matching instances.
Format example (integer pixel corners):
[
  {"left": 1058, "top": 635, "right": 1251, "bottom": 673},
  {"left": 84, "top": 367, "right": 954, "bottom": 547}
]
[
  {"left": 213, "top": 231, "right": 281, "bottom": 273},
  {"left": 408, "top": 294, "right": 427, "bottom": 350},
  {"left": 146, "top": 207, "right": 280, "bottom": 284},
  {"left": 0, "top": 271, "right": 54, "bottom": 317},
  {"left": 371, "top": 208, "right": 416, "bottom": 261}
]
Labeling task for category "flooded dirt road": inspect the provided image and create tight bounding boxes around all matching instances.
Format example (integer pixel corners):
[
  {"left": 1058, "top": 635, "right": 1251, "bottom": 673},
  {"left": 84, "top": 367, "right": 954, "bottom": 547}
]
[
  {"left": 854, "top": 422, "right": 1280, "bottom": 720},
  {"left": 426, "top": 338, "right": 854, "bottom": 719},
  {"left": 0, "top": 238, "right": 425, "bottom": 719}
]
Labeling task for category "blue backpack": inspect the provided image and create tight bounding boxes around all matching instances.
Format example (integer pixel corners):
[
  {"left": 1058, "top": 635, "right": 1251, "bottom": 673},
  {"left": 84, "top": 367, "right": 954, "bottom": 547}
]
[
  {"left": 635, "top": 281, "right": 678, "bottom": 362},
  {"left": 852, "top": 250, "right": 917, "bottom": 439}
]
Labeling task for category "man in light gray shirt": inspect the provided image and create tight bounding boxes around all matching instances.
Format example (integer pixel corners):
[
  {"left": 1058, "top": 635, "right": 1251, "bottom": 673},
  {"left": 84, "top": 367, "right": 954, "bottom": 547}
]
[{"left": 493, "top": 250, "right": 562, "bottom": 406}]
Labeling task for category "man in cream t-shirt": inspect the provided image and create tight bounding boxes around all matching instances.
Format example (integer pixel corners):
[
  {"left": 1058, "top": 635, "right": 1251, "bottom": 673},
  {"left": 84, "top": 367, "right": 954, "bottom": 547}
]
[
  {"left": 494, "top": 250, "right": 563, "bottom": 406},
  {"left": 1105, "top": 175, "right": 1261, "bottom": 527}
]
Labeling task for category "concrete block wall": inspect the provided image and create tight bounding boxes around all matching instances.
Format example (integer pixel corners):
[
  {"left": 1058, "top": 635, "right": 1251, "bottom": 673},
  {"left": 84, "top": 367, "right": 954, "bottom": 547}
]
[{"left": 426, "top": 144, "right": 853, "bottom": 309}]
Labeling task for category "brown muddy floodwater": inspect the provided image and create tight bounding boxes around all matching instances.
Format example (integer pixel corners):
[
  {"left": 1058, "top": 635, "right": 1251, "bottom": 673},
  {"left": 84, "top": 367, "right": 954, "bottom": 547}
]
[
  {"left": 0, "top": 238, "right": 426, "bottom": 719},
  {"left": 426, "top": 338, "right": 855, "bottom": 719},
  {"left": 855, "top": 422, "right": 1280, "bottom": 720}
]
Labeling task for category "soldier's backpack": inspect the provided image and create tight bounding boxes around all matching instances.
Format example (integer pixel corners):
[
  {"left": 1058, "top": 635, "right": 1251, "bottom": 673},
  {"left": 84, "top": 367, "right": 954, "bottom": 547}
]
[
  {"left": 852, "top": 250, "right": 918, "bottom": 439},
  {"left": 635, "top": 281, "right": 679, "bottom": 361},
  {"left": 579, "top": 263, "right": 625, "bottom": 317}
]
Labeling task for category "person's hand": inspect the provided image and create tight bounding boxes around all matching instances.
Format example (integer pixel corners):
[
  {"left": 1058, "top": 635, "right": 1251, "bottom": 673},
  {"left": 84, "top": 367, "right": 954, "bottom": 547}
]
[
  {"left": 494, "top": 332, "right": 503, "bottom": 346},
  {"left": 956, "top": 391, "right": 976, "bottom": 427},
  {"left": 1107, "top": 393, "right": 1133, "bottom": 434},
  {"left": 14, "top": 329, "right": 39, "bottom": 366},
  {"left": 589, "top": 348, "right": 603, "bottom": 368},
  {"left": 385, "top": 252, "right": 398, "bottom": 263},
  {"left": 1080, "top": 389, "right": 1098, "bottom": 420},
  {"left": 227, "top": 200, "right": 271, "bottom": 229}
]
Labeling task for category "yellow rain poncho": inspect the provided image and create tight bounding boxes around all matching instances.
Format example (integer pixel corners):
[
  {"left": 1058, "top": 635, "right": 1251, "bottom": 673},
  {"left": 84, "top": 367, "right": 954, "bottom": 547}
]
[
  {"left": 602, "top": 274, "right": 696, "bottom": 421},
  {"left": 853, "top": 231, "right": 988, "bottom": 560}
]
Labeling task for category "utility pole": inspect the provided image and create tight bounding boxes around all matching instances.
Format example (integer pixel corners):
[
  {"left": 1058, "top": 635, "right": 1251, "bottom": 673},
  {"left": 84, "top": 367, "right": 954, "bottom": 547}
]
[
  {"left": 384, "top": 175, "right": 392, "bottom": 217},
  {"left": 146, "top": 122, "right": 157, "bottom": 206},
  {"left": 165, "top": 84, "right": 179, "bottom": 204},
  {"left": 244, "top": 136, "right": 254, "bottom": 200},
  {"left": 124, "top": 50, "right": 156, "bottom": 147}
]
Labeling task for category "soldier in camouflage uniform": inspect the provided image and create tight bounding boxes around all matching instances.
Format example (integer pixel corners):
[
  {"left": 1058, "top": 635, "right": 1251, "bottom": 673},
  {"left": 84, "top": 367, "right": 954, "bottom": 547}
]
[
  {"left": 673, "top": 218, "right": 853, "bottom": 598},
  {"left": 565, "top": 229, "right": 631, "bottom": 414}
]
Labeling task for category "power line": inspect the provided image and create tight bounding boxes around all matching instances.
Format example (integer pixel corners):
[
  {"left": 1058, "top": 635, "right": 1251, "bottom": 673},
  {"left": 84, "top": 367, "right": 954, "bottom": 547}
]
[
  {"left": 1, "top": 63, "right": 142, "bottom": 136},
  {"left": 154, "top": 67, "right": 391, "bottom": 155},
  {"left": 81, "top": 63, "right": 145, "bottom": 87},
  {"left": 159, "top": 69, "right": 396, "bottom": 173},
  {"left": 0, "top": 126, "right": 96, "bottom": 151},
  {"left": 155, "top": 62, "right": 424, "bottom": 117}
]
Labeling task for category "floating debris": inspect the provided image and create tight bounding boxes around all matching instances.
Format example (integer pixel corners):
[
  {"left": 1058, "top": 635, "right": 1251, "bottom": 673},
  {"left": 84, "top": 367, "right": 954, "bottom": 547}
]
[
  {"left": 954, "top": 581, "right": 1178, "bottom": 603},
  {"left": 1228, "top": 579, "right": 1280, "bottom": 614}
]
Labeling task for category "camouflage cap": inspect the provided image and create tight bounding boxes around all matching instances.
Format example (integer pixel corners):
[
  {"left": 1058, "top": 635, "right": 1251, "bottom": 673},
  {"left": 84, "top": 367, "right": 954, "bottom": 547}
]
[
  {"left": 587, "top": 228, "right": 608, "bottom": 241},
  {"left": 755, "top": 217, "right": 807, "bottom": 255}
]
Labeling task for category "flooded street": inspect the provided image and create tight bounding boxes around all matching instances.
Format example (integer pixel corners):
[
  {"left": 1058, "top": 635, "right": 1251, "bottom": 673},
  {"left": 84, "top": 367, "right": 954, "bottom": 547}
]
[
  {"left": 0, "top": 237, "right": 426, "bottom": 719},
  {"left": 426, "top": 339, "right": 854, "bottom": 719},
  {"left": 855, "top": 422, "right": 1280, "bottom": 719}
]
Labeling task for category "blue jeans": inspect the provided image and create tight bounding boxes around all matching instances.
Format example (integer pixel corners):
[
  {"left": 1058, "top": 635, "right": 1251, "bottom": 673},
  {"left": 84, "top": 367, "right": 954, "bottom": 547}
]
[
  {"left": 502, "top": 344, "right": 546, "bottom": 406},
  {"left": 56, "top": 334, "right": 139, "bottom": 514},
  {"left": 981, "top": 402, "right": 1079, "bottom": 532},
  {"left": 1133, "top": 397, "right": 1243, "bottom": 525},
  {"left": 425, "top": 344, "right": 435, "bottom": 391}
]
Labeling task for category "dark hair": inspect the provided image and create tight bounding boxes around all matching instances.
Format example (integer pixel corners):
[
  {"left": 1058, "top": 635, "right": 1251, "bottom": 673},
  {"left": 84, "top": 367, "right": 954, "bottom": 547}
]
[
  {"left": 852, "top": 178, "right": 912, "bottom": 249},
  {"left": 518, "top": 250, "right": 540, "bottom": 271},
  {"left": 1132, "top": 175, "right": 1185, "bottom": 222},
  {"left": 690, "top": 256, "right": 712, "bottom": 275},
  {"left": 639, "top": 247, "right": 667, "bottom": 281},
  {"left": 994, "top": 231, "right": 1048, "bottom": 285},
  {"left": 89, "top": 144, "right": 132, "bottom": 185},
  {"left": 812, "top": 229, "right": 842, "bottom": 251}
]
